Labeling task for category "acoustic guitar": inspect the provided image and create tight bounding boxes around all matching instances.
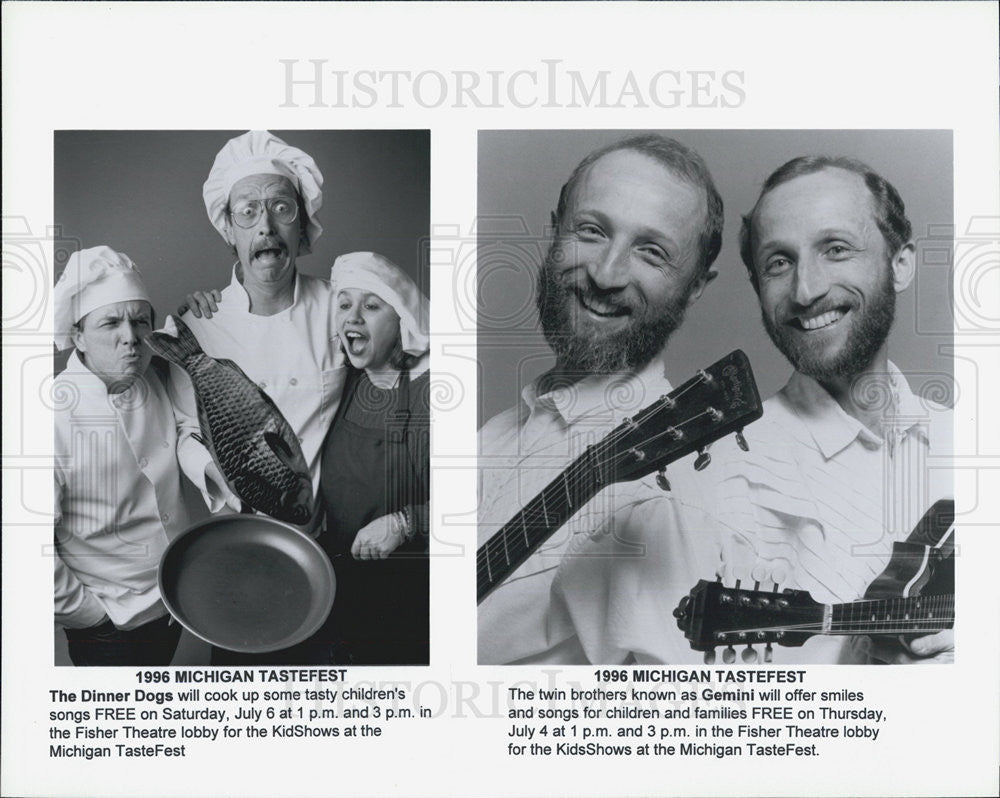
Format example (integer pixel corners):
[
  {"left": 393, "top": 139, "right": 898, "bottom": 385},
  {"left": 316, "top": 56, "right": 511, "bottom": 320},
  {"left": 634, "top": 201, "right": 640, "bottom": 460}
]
[{"left": 478, "top": 350, "right": 764, "bottom": 604}]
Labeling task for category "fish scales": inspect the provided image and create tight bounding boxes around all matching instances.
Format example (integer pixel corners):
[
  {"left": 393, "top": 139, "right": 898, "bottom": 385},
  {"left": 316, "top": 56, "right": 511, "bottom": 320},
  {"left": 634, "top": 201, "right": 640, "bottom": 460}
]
[{"left": 145, "top": 317, "right": 314, "bottom": 525}]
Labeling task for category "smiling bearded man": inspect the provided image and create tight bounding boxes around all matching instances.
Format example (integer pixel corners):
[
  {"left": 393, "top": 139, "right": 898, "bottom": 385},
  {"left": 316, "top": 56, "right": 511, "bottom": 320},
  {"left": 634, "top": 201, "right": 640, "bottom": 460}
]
[
  {"left": 535, "top": 227, "right": 697, "bottom": 378},
  {"left": 478, "top": 135, "right": 729, "bottom": 665},
  {"left": 712, "top": 156, "right": 954, "bottom": 665}
]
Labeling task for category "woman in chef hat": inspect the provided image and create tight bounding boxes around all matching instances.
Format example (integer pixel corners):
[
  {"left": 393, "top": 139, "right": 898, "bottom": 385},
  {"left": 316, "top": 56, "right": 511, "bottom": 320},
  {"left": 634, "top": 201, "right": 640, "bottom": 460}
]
[{"left": 319, "top": 251, "right": 430, "bottom": 665}]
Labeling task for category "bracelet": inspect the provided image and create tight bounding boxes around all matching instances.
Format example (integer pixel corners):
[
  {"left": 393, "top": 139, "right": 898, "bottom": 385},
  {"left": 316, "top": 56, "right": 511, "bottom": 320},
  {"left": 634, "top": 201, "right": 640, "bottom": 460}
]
[
  {"left": 395, "top": 509, "right": 412, "bottom": 541},
  {"left": 398, "top": 507, "right": 414, "bottom": 542}
]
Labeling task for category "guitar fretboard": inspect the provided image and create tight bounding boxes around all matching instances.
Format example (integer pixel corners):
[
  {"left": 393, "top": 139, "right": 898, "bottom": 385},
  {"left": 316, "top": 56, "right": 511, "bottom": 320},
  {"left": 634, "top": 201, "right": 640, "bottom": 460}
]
[
  {"left": 475, "top": 350, "right": 763, "bottom": 606},
  {"left": 477, "top": 447, "right": 605, "bottom": 603},
  {"left": 829, "top": 594, "right": 954, "bottom": 635}
]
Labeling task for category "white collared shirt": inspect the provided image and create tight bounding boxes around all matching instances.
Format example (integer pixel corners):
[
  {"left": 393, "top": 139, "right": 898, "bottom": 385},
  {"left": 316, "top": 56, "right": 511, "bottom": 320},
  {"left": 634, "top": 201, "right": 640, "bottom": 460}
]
[
  {"left": 166, "top": 268, "right": 347, "bottom": 525},
  {"left": 478, "top": 355, "right": 722, "bottom": 664},
  {"left": 54, "top": 352, "right": 200, "bottom": 630},
  {"left": 713, "top": 364, "right": 953, "bottom": 664}
]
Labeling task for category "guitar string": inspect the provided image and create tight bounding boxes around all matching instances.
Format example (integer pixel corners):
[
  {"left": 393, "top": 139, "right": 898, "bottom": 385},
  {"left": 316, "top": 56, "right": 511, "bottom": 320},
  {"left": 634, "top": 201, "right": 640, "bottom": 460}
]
[
  {"left": 478, "top": 409, "right": 719, "bottom": 590},
  {"left": 716, "top": 623, "right": 955, "bottom": 636},
  {"left": 478, "top": 374, "right": 711, "bottom": 582},
  {"left": 478, "top": 389, "right": 717, "bottom": 586},
  {"left": 714, "top": 596, "right": 955, "bottom": 636}
]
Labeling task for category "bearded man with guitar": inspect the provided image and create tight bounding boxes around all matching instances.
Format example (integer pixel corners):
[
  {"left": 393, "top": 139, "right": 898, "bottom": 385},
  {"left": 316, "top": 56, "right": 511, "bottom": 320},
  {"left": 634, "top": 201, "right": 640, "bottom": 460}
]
[
  {"left": 708, "top": 157, "right": 954, "bottom": 665},
  {"left": 477, "top": 135, "right": 762, "bottom": 665}
]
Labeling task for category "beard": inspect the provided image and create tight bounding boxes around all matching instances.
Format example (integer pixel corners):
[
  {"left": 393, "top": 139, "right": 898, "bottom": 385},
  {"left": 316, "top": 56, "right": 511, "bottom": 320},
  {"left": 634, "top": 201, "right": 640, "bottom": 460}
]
[
  {"left": 762, "top": 266, "right": 896, "bottom": 382},
  {"left": 535, "top": 249, "right": 692, "bottom": 377}
]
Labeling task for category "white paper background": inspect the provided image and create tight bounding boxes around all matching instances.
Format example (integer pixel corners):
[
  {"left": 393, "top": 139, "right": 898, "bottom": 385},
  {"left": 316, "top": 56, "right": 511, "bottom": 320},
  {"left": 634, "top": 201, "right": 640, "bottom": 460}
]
[{"left": 3, "top": 2, "right": 998, "bottom": 796}]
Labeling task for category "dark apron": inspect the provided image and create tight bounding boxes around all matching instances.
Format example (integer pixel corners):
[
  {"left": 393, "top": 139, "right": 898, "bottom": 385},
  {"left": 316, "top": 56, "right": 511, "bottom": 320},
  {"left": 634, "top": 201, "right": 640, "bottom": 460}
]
[{"left": 319, "top": 368, "right": 429, "bottom": 665}]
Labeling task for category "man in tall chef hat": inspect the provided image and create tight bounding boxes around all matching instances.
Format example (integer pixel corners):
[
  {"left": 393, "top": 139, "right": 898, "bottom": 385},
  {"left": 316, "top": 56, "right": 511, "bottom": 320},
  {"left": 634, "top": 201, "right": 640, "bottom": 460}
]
[
  {"left": 53, "top": 246, "right": 232, "bottom": 666},
  {"left": 167, "top": 131, "right": 347, "bottom": 536},
  {"left": 164, "top": 131, "right": 347, "bottom": 664}
]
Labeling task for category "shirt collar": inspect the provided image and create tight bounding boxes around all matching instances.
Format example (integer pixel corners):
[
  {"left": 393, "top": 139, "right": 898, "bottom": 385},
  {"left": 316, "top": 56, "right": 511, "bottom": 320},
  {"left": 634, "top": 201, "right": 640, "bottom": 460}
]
[
  {"left": 63, "top": 349, "right": 107, "bottom": 393},
  {"left": 783, "top": 362, "right": 928, "bottom": 459},
  {"left": 226, "top": 262, "right": 301, "bottom": 312},
  {"left": 63, "top": 349, "right": 149, "bottom": 407},
  {"left": 520, "top": 354, "right": 672, "bottom": 427}
]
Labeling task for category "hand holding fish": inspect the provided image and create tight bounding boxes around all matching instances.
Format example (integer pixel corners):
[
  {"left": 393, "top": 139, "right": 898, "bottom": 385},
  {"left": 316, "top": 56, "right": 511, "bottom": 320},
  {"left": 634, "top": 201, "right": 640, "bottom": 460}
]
[
  {"left": 178, "top": 288, "right": 222, "bottom": 319},
  {"left": 145, "top": 317, "right": 315, "bottom": 526},
  {"left": 350, "top": 513, "right": 406, "bottom": 560},
  {"left": 205, "top": 461, "right": 243, "bottom": 513}
]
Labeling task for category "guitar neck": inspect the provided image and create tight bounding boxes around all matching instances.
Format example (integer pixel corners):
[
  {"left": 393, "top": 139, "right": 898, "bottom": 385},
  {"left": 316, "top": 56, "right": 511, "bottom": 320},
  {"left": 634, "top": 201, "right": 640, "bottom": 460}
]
[
  {"left": 477, "top": 350, "right": 764, "bottom": 606},
  {"left": 826, "top": 593, "right": 954, "bottom": 636},
  {"left": 477, "top": 449, "right": 602, "bottom": 603}
]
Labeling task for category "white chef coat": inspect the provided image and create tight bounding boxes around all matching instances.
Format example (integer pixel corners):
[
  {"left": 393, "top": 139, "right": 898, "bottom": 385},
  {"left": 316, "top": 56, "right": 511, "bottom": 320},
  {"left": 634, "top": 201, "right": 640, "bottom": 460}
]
[
  {"left": 54, "top": 351, "right": 212, "bottom": 630},
  {"left": 165, "top": 268, "right": 347, "bottom": 531}
]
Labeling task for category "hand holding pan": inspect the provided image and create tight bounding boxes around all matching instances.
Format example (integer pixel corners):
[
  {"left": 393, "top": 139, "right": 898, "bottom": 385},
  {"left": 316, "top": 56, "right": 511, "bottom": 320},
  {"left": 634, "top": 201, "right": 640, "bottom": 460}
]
[{"left": 159, "top": 516, "right": 335, "bottom": 653}]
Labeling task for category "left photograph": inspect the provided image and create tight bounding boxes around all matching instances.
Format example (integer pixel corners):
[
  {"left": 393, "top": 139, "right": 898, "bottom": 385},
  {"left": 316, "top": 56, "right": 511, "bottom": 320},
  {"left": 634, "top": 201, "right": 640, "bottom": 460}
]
[{"left": 52, "top": 130, "right": 431, "bottom": 666}]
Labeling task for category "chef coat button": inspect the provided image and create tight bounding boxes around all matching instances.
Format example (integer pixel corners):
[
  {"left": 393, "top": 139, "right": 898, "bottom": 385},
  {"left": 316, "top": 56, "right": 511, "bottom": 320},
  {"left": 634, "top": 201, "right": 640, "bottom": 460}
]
[
  {"left": 289, "top": 378, "right": 298, "bottom": 386},
  {"left": 139, "top": 457, "right": 149, "bottom": 468},
  {"left": 161, "top": 512, "right": 170, "bottom": 522}
]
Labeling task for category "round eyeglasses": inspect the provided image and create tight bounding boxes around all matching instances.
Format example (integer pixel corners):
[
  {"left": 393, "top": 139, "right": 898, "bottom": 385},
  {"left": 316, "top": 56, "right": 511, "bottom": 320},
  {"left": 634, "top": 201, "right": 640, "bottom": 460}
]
[{"left": 228, "top": 198, "right": 299, "bottom": 229}]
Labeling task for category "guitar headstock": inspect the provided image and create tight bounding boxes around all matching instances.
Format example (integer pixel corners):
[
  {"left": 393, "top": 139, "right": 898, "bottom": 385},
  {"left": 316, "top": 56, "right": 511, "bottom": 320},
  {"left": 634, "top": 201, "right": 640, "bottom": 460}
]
[
  {"left": 673, "top": 579, "right": 824, "bottom": 663},
  {"left": 605, "top": 350, "right": 763, "bottom": 485}
]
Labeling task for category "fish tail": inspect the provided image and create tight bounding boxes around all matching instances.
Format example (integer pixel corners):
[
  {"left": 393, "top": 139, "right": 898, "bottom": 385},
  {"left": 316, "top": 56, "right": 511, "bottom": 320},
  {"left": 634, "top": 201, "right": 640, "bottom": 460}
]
[{"left": 144, "top": 316, "right": 204, "bottom": 367}]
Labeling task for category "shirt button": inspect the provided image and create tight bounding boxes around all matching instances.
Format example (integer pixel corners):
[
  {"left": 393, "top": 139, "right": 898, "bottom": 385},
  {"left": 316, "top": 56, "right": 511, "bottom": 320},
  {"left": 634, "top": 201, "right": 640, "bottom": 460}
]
[
  {"left": 289, "top": 378, "right": 298, "bottom": 386},
  {"left": 297, "top": 436, "right": 303, "bottom": 444},
  {"left": 161, "top": 512, "right": 170, "bottom": 522},
  {"left": 139, "top": 457, "right": 149, "bottom": 469},
  {"left": 258, "top": 381, "right": 267, "bottom": 390},
  {"left": 162, "top": 440, "right": 170, "bottom": 449}
]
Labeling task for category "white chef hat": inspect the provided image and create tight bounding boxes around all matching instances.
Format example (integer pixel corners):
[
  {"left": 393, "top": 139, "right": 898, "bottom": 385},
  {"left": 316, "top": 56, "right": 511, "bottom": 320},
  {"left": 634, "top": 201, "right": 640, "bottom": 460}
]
[
  {"left": 331, "top": 252, "right": 429, "bottom": 356},
  {"left": 53, "top": 246, "right": 152, "bottom": 350},
  {"left": 203, "top": 130, "right": 324, "bottom": 253}
]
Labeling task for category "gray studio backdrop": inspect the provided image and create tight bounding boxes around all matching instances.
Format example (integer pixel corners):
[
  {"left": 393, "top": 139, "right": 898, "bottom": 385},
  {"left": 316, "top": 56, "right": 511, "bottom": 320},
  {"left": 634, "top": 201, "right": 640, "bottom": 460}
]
[
  {"left": 52, "top": 129, "right": 430, "bottom": 664},
  {"left": 54, "top": 129, "right": 431, "bottom": 322},
  {"left": 477, "top": 129, "right": 954, "bottom": 425}
]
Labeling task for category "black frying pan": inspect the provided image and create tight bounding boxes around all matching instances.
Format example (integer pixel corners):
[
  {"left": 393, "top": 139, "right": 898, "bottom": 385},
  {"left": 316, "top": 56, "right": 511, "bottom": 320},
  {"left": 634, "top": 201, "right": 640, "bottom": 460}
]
[{"left": 159, "top": 515, "right": 335, "bottom": 653}]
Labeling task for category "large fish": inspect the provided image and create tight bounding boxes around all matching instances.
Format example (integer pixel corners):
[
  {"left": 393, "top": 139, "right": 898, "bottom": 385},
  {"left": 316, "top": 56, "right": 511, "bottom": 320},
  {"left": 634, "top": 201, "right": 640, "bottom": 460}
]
[{"left": 145, "top": 317, "right": 314, "bottom": 525}]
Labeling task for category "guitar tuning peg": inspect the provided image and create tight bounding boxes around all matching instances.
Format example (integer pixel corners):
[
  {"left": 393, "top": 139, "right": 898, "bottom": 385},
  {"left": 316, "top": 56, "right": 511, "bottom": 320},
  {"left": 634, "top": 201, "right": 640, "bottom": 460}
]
[
  {"left": 736, "top": 428, "right": 749, "bottom": 452},
  {"left": 703, "top": 649, "right": 716, "bottom": 665},
  {"left": 694, "top": 448, "right": 711, "bottom": 471},
  {"left": 655, "top": 467, "right": 671, "bottom": 492},
  {"left": 722, "top": 645, "right": 736, "bottom": 664},
  {"left": 764, "top": 643, "right": 773, "bottom": 663},
  {"left": 742, "top": 645, "right": 758, "bottom": 664}
]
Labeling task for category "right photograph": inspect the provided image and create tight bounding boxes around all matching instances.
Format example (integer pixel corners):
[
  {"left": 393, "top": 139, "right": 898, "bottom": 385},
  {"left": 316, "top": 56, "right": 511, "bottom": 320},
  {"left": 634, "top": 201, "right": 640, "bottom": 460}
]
[{"left": 476, "top": 130, "right": 954, "bottom": 666}]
